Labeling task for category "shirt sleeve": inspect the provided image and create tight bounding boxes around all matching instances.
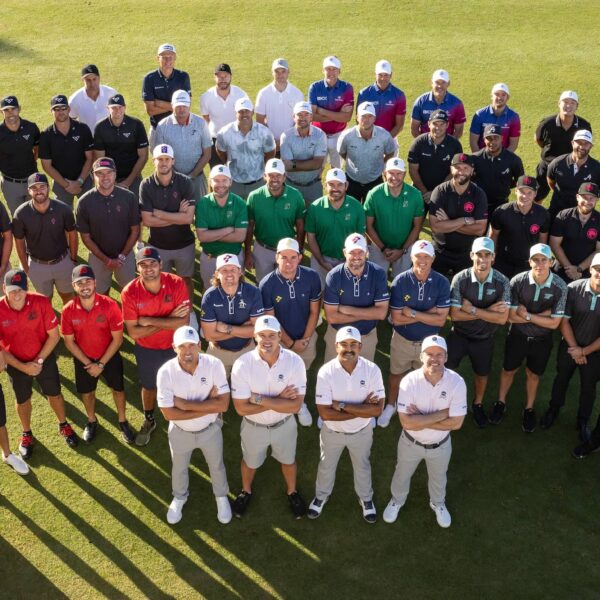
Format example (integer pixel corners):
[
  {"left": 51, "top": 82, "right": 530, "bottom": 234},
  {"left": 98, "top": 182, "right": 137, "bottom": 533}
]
[
  {"left": 368, "top": 363, "right": 386, "bottom": 400},
  {"left": 199, "top": 91, "right": 210, "bottom": 117},
  {"left": 472, "top": 190, "right": 489, "bottom": 221},
  {"left": 509, "top": 275, "right": 521, "bottom": 308},
  {"left": 539, "top": 209, "right": 551, "bottom": 234},
  {"left": 255, "top": 88, "right": 266, "bottom": 115},
  {"left": 411, "top": 97, "right": 422, "bottom": 121},
  {"left": 230, "top": 357, "right": 251, "bottom": 399},
  {"left": 184, "top": 73, "right": 192, "bottom": 96},
  {"left": 315, "top": 365, "right": 333, "bottom": 406},
  {"left": 453, "top": 101, "right": 467, "bottom": 125},
  {"left": 436, "top": 275, "right": 451, "bottom": 308},
  {"left": 60, "top": 306, "right": 73, "bottom": 336},
  {"left": 428, "top": 186, "right": 444, "bottom": 213},
  {"left": 234, "top": 198, "right": 249, "bottom": 228},
  {"left": 383, "top": 131, "right": 396, "bottom": 155},
  {"left": 323, "top": 270, "right": 340, "bottom": 306},
  {"left": 550, "top": 213, "right": 566, "bottom": 237},
  {"left": 200, "top": 291, "right": 217, "bottom": 323},
  {"left": 261, "top": 126, "right": 276, "bottom": 153},
  {"left": 293, "top": 193, "right": 305, "bottom": 220},
  {"left": 121, "top": 288, "right": 138, "bottom": 321},
  {"left": 355, "top": 204, "right": 367, "bottom": 233},
  {"left": 156, "top": 366, "right": 175, "bottom": 408},
  {"left": 200, "top": 121, "right": 212, "bottom": 149},
  {"left": 128, "top": 195, "right": 141, "bottom": 226},
  {"left": 215, "top": 129, "right": 226, "bottom": 153},
  {"left": 389, "top": 278, "right": 405, "bottom": 310},
  {"left": 309, "top": 270, "right": 322, "bottom": 301},
  {"left": 551, "top": 281, "right": 567, "bottom": 317},
  {"left": 396, "top": 92, "right": 407, "bottom": 117},
  {"left": 304, "top": 204, "right": 316, "bottom": 234},
  {"left": 448, "top": 375, "right": 468, "bottom": 417},
  {"left": 489, "top": 206, "right": 504, "bottom": 231},
  {"left": 373, "top": 267, "right": 390, "bottom": 303},
  {"left": 337, "top": 130, "right": 349, "bottom": 154},
  {"left": 136, "top": 120, "right": 149, "bottom": 148},
  {"left": 314, "top": 129, "right": 327, "bottom": 157},
  {"left": 249, "top": 286, "right": 264, "bottom": 318},
  {"left": 139, "top": 179, "right": 153, "bottom": 213},
  {"left": 75, "top": 201, "right": 90, "bottom": 234},
  {"left": 469, "top": 112, "right": 482, "bottom": 135},
  {"left": 93, "top": 126, "right": 106, "bottom": 151},
  {"left": 449, "top": 273, "right": 463, "bottom": 307},
  {"left": 564, "top": 285, "right": 575, "bottom": 319},
  {"left": 63, "top": 205, "right": 76, "bottom": 232},
  {"left": 142, "top": 74, "right": 155, "bottom": 101},
  {"left": 174, "top": 277, "right": 190, "bottom": 305},
  {"left": 363, "top": 193, "right": 375, "bottom": 217},
  {"left": 397, "top": 373, "right": 415, "bottom": 413},
  {"left": 194, "top": 198, "right": 207, "bottom": 228},
  {"left": 108, "top": 300, "right": 124, "bottom": 331},
  {"left": 37, "top": 132, "right": 51, "bottom": 160},
  {"left": 291, "top": 353, "right": 307, "bottom": 395},
  {"left": 407, "top": 138, "right": 420, "bottom": 164},
  {"left": 246, "top": 193, "right": 255, "bottom": 221},
  {"left": 42, "top": 297, "right": 58, "bottom": 331},
  {"left": 182, "top": 175, "right": 194, "bottom": 201},
  {"left": 547, "top": 157, "right": 560, "bottom": 181},
  {"left": 259, "top": 278, "right": 274, "bottom": 311},
  {"left": 212, "top": 357, "right": 230, "bottom": 394},
  {"left": 308, "top": 83, "right": 317, "bottom": 106},
  {"left": 509, "top": 114, "right": 521, "bottom": 138},
  {"left": 279, "top": 132, "right": 292, "bottom": 160},
  {"left": 82, "top": 124, "right": 94, "bottom": 151}
]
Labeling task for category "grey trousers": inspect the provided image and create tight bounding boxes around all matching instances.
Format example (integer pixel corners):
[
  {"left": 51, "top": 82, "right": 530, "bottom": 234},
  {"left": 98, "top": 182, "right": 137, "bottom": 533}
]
[
  {"left": 88, "top": 252, "right": 136, "bottom": 294},
  {"left": 310, "top": 255, "right": 344, "bottom": 289},
  {"left": 199, "top": 249, "right": 244, "bottom": 291},
  {"left": 253, "top": 241, "right": 277, "bottom": 283},
  {"left": 168, "top": 420, "right": 229, "bottom": 500},
  {"left": 368, "top": 244, "right": 412, "bottom": 280},
  {"left": 52, "top": 176, "right": 93, "bottom": 207},
  {"left": 231, "top": 179, "right": 263, "bottom": 201},
  {"left": 1, "top": 177, "right": 29, "bottom": 215},
  {"left": 315, "top": 423, "right": 373, "bottom": 502},
  {"left": 390, "top": 430, "right": 452, "bottom": 506},
  {"left": 287, "top": 179, "right": 323, "bottom": 208}
]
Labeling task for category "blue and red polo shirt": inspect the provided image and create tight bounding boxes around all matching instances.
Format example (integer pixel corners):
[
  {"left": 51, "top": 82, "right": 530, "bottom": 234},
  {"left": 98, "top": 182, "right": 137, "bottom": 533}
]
[
  {"left": 411, "top": 92, "right": 466, "bottom": 137},
  {"left": 308, "top": 79, "right": 354, "bottom": 136},
  {"left": 357, "top": 83, "right": 406, "bottom": 133}
]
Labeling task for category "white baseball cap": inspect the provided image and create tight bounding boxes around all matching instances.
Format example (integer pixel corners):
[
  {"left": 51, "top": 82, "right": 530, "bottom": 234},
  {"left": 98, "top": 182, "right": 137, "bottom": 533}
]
[
  {"left": 344, "top": 233, "right": 368, "bottom": 253},
  {"left": 573, "top": 129, "right": 593, "bottom": 144},
  {"left": 173, "top": 326, "right": 199, "bottom": 347},
  {"left": 293, "top": 101, "right": 312, "bottom": 115},
  {"left": 235, "top": 97, "right": 253, "bottom": 112},
  {"left": 410, "top": 239, "right": 435, "bottom": 258},
  {"left": 153, "top": 144, "right": 174, "bottom": 159},
  {"left": 277, "top": 238, "right": 300, "bottom": 253},
  {"left": 590, "top": 253, "right": 600, "bottom": 268},
  {"left": 421, "top": 335, "right": 447, "bottom": 353},
  {"left": 560, "top": 90, "right": 579, "bottom": 103},
  {"left": 335, "top": 326, "right": 361, "bottom": 344},
  {"left": 265, "top": 158, "right": 285, "bottom": 175},
  {"left": 432, "top": 69, "right": 450, "bottom": 83},
  {"left": 357, "top": 102, "right": 376, "bottom": 117},
  {"left": 171, "top": 90, "right": 191, "bottom": 107},
  {"left": 209, "top": 164, "right": 232, "bottom": 179},
  {"left": 492, "top": 83, "right": 510, "bottom": 95},
  {"left": 272, "top": 58, "right": 289, "bottom": 71},
  {"left": 375, "top": 60, "right": 392, "bottom": 75},
  {"left": 323, "top": 55, "right": 341, "bottom": 69},
  {"left": 254, "top": 315, "right": 281, "bottom": 333},
  {"left": 385, "top": 157, "right": 406, "bottom": 172},
  {"left": 326, "top": 168, "right": 346, "bottom": 184},
  {"left": 529, "top": 243, "right": 553, "bottom": 259},
  {"left": 216, "top": 253, "right": 241, "bottom": 270},
  {"left": 157, "top": 43, "right": 176, "bottom": 54}
]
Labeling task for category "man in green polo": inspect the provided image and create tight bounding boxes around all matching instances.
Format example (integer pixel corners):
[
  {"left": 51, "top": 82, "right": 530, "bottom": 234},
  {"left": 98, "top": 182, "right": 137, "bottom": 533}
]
[
  {"left": 245, "top": 158, "right": 306, "bottom": 283},
  {"left": 195, "top": 164, "right": 248, "bottom": 290},
  {"left": 365, "top": 157, "right": 424, "bottom": 278},
  {"left": 305, "top": 168, "right": 366, "bottom": 286}
]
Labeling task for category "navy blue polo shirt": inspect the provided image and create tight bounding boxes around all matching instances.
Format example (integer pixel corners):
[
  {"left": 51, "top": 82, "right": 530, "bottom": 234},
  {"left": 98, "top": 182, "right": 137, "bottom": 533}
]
[
  {"left": 564, "top": 278, "right": 600, "bottom": 346},
  {"left": 200, "top": 282, "right": 264, "bottom": 351},
  {"left": 259, "top": 266, "right": 322, "bottom": 340},
  {"left": 389, "top": 268, "right": 450, "bottom": 341},
  {"left": 142, "top": 68, "right": 192, "bottom": 128},
  {"left": 323, "top": 261, "right": 389, "bottom": 334},
  {"left": 550, "top": 207, "right": 600, "bottom": 267}
]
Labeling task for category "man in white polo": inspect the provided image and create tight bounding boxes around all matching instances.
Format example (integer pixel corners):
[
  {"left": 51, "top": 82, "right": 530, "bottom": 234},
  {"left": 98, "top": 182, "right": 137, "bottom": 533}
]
[
  {"left": 383, "top": 335, "right": 466, "bottom": 528},
  {"left": 230, "top": 315, "right": 307, "bottom": 519},
  {"left": 307, "top": 326, "right": 384, "bottom": 523},
  {"left": 157, "top": 325, "right": 232, "bottom": 525}
]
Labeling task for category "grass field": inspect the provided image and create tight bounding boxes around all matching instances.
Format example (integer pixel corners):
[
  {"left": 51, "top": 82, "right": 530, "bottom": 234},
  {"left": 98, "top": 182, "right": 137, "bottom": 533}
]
[{"left": 1, "top": 1, "right": 600, "bottom": 599}]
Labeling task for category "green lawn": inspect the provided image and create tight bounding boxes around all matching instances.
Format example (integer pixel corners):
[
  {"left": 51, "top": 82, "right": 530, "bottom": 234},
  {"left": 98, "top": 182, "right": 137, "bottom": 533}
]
[{"left": 1, "top": 1, "right": 600, "bottom": 599}]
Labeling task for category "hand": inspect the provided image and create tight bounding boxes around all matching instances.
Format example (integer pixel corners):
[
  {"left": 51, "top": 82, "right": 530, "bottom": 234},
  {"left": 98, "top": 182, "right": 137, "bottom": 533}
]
[
  {"left": 23, "top": 361, "right": 42, "bottom": 377},
  {"left": 179, "top": 199, "right": 193, "bottom": 212},
  {"left": 208, "top": 385, "right": 219, "bottom": 399},
  {"left": 574, "top": 355, "right": 588, "bottom": 365},
  {"left": 422, "top": 191, "right": 432, "bottom": 204},
  {"left": 364, "top": 392, "right": 380, "bottom": 405},
  {"left": 216, "top": 321, "right": 232, "bottom": 334},
  {"left": 291, "top": 339, "right": 309, "bottom": 353},
  {"left": 461, "top": 299, "right": 474, "bottom": 313},
  {"left": 117, "top": 181, "right": 131, "bottom": 190},
  {"left": 385, "top": 249, "right": 403, "bottom": 262},
  {"left": 84, "top": 362, "right": 104, "bottom": 378},
  {"left": 434, "top": 208, "right": 449, "bottom": 221},
  {"left": 567, "top": 346, "right": 585, "bottom": 360},
  {"left": 63, "top": 180, "right": 76, "bottom": 194},
  {"left": 106, "top": 258, "right": 119, "bottom": 271},
  {"left": 319, "top": 260, "right": 334, "bottom": 272},
  {"left": 170, "top": 303, "right": 191, "bottom": 318},
  {"left": 406, "top": 403, "right": 422, "bottom": 415},
  {"left": 401, "top": 306, "right": 416, "bottom": 318},
  {"left": 488, "top": 301, "right": 508, "bottom": 313},
  {"left": 279, "top": 385, "right": 298, "bottom": 400},
  {"left": 563, "top": 265, "right": 579, "bottom": 280},
  {"left": 340, "top": 103, "right": 354, "bottom": 113},
  {"left": 515, "top": 304, "right": 528, "bottom": 319}
]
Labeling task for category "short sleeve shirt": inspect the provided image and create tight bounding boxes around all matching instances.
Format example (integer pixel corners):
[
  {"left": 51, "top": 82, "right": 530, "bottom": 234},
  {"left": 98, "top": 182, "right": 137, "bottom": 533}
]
[
  {"left": 142, "top": 68, "right": 192, "bottom": 128},
  {"left": 547, "top": 154, "right": 600, "bottom": 211},
  {"left": 470, "top": 105, "right": 521, "bottom": 149},
  {"left": 280, "top": 125, "right": 328, "bottom": 186},
  {"left": 563, "top": 279, "right": 600, "bottom": 346},
  {"left": 255, "top": 82, "right": 305, "bottom": 141},
  {"left": 308, "top": 79, "right": 354, "bottom": 136},
  {"left": 536, "top": 114, "right": 592, "bottom": 164},
  {"left": 411, "top": 92, "right": 466, "bottom": 137},
  {"left": 357, "top": 83, "right": 406, "bottom": 132},
  {"left": 199, "top": 85, "right": 248, "bottom": 138},
  {"left": 407, "top": 133, "right": 463, "bottom": 191},
  {"left": 68, "top": 85, "right": 117, "bottom": 134},
  {"left": 550, "top": 207, "right": 600, "bottom": 266},
  {"left": 0, "top": 118, "right": 40, "bottom": 179},
  {"left": 471, "top": 148, "right": 524, "bottom": 208}
]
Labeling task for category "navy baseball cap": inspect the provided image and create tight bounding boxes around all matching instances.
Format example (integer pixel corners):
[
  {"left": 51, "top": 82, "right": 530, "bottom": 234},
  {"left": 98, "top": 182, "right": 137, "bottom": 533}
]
[
  {"left": 516, "top": 175, "right": 539, "bottom": 192},
  {"left": 484, "top": 124, "right": 502, "bottom": 138},
  {"left": 578, "top": 182, "right": 600, "bottom": 198},
  {"left": 81, "top": 64, "right": 100, "bottom": 77},
  {"left": 429, "top": 109, "right": 448, "bottom": 123},
  {"left": 214, "top": 63, "right": 232, "bottom": 74},
  {"left": 135, "top": 246, "right": 161, "bottom": 263},
  {"left": 107, "top": 94, "right": 126, "bottom": 107},
  {"left": 27, "top": 173, "right": 49, "bottom": 187},
  {"left": 72, "top": 264, "right": 95, "bottom": 282},
  {"left": 0, "top": 96, "right": 19, "bottom": 110},
  {"left": 51, "top": 94, "right": 69, "bottom": 108},
  {"left": 4, "top": 269, "right": 27, "bottom": 292},
  {"left": 451, "top": 153, "right": 474, "bottom": 167},
  {"left": 93, "top": 157, "right": 116, "bottom": 172}
]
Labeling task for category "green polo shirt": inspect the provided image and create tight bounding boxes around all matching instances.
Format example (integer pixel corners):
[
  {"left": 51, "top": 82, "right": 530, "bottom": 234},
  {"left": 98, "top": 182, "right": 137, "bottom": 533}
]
[
  {"left": 305, "top": 194, "right": 366, "bottom": 260},
  {"left": 364, "top": 182, "right": 424, "bottom": 248},
  {"left": 247, "top": 184, "right": 305, "bottom": 247},
  {"left": 195, "top": 192, "right": 248, "bottom": 256}
]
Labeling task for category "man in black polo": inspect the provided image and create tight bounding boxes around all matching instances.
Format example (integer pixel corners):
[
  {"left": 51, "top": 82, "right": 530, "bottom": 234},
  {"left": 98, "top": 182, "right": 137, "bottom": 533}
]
[
  {"left": 0, "top": 95, "right": 40, "bottom": 215},
  {"left": 13, "top": 173, "right": 77, "bottom": 303},
  {"left": 429, "top": 153, "right": 488, "bottom": 278},
  {"left": 490, "top": 175, "right": 550, "bottom": 278},
  {"left": 93, "top": 94, "right": 149, "bottom": 201},
  {"left": 39, "top": 95, "right": 94, "bottom": 207},
  {"left": 541, "top": 253, "right": 600, "bottom": 443},
  {"left": 535, "top": 91, "right": 592, "bottom": 201},
  {"left": 471, "top": 124, "right": 523, "bottom": 216},
  {"left": 547, "top": 130, "right": 600, "bottom": 221},
  {"left": 493, "top": 244, "right": 567, "bottom": 432},
  {"left": 447, "top": 237, "right": 510, "bottom": 427},
  {"left": 407, "top": 110, "right": 462, "bottom": 210},
  {"left": 550, "top": 183, "right": 600, "bottom": 282},
  {"left": 76, "top": 157, "right": 140, "bottom": 294}
]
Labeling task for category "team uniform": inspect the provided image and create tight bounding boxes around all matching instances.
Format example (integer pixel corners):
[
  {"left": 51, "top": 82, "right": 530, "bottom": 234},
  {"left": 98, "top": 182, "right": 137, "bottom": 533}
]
[
  {"left": 255, "top": 82, "right": 304, "bottom": 142},
  {"left": 411, "top": 92, "right": 466, "bottom": 137},
  {"left": 357, "top": 82, "right": 406, "bottom": 134},
  {"left": 470, "top": 105, "right": 521, "bottom": 149},
  {"left": 68, "top": 84, "right": 117, "bottom": 134},
  {"left": 142, "top": 68, "right": 191, "bottom": 130}
]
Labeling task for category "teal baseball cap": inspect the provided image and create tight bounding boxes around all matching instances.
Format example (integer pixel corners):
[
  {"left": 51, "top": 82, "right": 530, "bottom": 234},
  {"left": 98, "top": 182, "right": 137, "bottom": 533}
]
[
  {"left": 472, "top": 237, "right": 495, "bottom": 254},
  {"left": 529, "top": 243, "right": 552, "bottom": 259}
]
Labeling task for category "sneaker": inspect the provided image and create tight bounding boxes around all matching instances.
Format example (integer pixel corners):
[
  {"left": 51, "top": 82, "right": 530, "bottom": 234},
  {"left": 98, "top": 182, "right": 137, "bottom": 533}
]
[
  {"left": 489, "top": 401, "right": 506, "bottom": 425},
  {"left": 307, "top": 497, "right": 327, "bottom": 519},
  {"left": 166, "top": 497, "right": 187, "bottom": 524},
  {"left": 18, "top": 433, "right": 35, "bottom": 460},
  {"left": 60, "top": 423, "right": 79, "bottom": 448},
  {"left": 288, "top": 491, "right": 307, "bottom": 519},
  {"left": 430, "top": 501, "right": 452, "bottom": 528},
  {"left": 135, "top": 419, "right": 156, "bottom": 446},
  {"left": 377, "top": 404, "right": 396, "bottom": 428},
  {"left": 119, "top": 421, "right": 136, "bottom": 444},
  {"left": 540, "top": 407, "right": 559, "bottom": 430},
  {"left": 577, "top": 418, "right": 591, "bottom": 442},
  {"left": 216, "top": 496, "right": 232, "bottom": 524},
  {"left": 383, "top": 499, "right": 403, "bottom": 524},
  {"left": 522, "top": 408, "right": 536, "bottom": 433},
  {"left": 4, "top": 453, "right": 29, "bottom": 475},
  {"left": 232, "top": 491, "right": 252, "bottom": 518},
  {"left": 297, "top": 404, "right": 313, "bottom": 427},
  {"left": 83, "top": 421, "right": 98, "bottom": 443},
  {"left": 472, "top": 404, "right": 488, "bottom": 428},
  {"left": 359, "top": 499, "right": 377, "bottom": 524},
  {"left": 572, "top": 439, "right": 600, "bottom": 459}
]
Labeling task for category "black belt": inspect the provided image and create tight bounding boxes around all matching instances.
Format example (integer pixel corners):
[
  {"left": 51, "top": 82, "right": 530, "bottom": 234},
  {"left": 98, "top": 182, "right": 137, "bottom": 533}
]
[
  {"left": 403, "top": 430, "right": 449, "bottom": 449},
  {"left": 244, "top": 415, "right": 292, "bottom": 429},
  {"left": 288, "top": 176, "right": 321, "bottom": 187},
  {"left": 2, "top": 175, "right": 28, "bottom": 183},
  {"left": 236, "top": 178, "right": 261, "bottom": 185},
  {"left": 29, "top": 251, "right": 69, "bottom": 265},
  {"left": 256, "top": 240, "right": 277, "bottom": 252}
]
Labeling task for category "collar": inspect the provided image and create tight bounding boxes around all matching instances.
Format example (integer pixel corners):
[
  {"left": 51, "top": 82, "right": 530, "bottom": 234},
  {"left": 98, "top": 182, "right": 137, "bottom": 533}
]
[
  {"left": 108, "top": 115, "right": 128, "bottom": 128},
  {"left": 470, "top": 268, "right": 494, "bottom": 285},
  {"left": 264, "top": 185, "right": 288, "bottom": 200},
  {"left": 276, "top": 267, "right": 301, "bottom": 284},
  {"left": 528, "top": 271, "right": 553, "bottom": 289},
  {"left": 168, "top": 113, "right": 191, "bottom": 126},
  {"left": 427, "top": 91, "right": 447, "bottom": 104},
  {"left": 555, "top": 114, "right": 579, "bottom": 128},
  {"left": 152, "top": 172, "right": 175, "bottom": 187},
  {"left": 51, "top": 118, "right": 76, "bottom": 135},
  {"left": 584, "top": 278, "right": 600, "bottom": 295},
  {"left": 343, "top": 262, "right": 370, "bottom": 280},
  {"left": 322, "top": 78, "right": 340, "bottom": 90},
  {"left": 355, "top": 125, "right": 378, "bottom": 140}
]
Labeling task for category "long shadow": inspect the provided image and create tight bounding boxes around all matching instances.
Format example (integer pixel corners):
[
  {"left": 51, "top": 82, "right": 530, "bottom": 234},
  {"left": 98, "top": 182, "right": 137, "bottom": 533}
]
[{"left": 0, "top": 39, "right": 36, "bottom": 57}]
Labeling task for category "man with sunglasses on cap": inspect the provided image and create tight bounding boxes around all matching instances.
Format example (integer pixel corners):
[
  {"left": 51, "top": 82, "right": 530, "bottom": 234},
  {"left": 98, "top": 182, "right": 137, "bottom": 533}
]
[
  {"left": 0, "top": 269, "right": 79, "bottom": 459},
  {"left": 157, "top": 325, "right": 232, "bottom": 525},
  {"left": 231, "top": 315, "right": 307, "bottom": 519},
  {"left": 121, "top": 246, "right": 190, "bottom": 446},
  {"left": 39, "top": 94, "right": 94, "bottom": 206},
  {"left": 61, "top": 264, "right": 135, "bottom": 444},
  {"left": 382, "top": 334, "right": 466, "bottom": 528},
  {"left": 307, "top": 325, "right": 384, "bottom": 523}
]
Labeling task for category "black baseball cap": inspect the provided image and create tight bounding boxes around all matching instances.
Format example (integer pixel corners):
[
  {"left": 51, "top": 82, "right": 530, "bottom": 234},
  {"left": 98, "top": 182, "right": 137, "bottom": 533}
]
[
  {"left": 51, "top": 94, "right": 69, "bottom": 108},
  {"left": 27, "top": 173, "right": 49, "bottom": 187},
  {"left": 429, "top": 109, "right": 448, "bottom": 123},
  {"left": 578, "top": 182, "right": 600, "bottom": 198},
  {"left": 214, "top": 63, "right": 232, "bottom": 74},
  {"left": 0, "top": 96, "right": 19, "bottom": 110},
  {"left": 4, "top": 269, "right": 27, "bottom": 292},
  {"left": 92, "top": 157, "right": 116, "bottom": 172},
  {"left": 107, "top": 94, "right": 126, "bottom": 107},
  {"left": 135, "top": 246, "right": 161, "bottom": 263},
  {"left": 81, "top": 64, "right": 100, "bottom": 77},
  {"left": 484, "top": 124, "right": 502, "bottom": 138},
  {"left": 451, "top": 153, "right": 474, "bottom": 167},
  {"left": 72, "top": 264, "right": 95, "bottom": 282},
  {"left": 516, "top": 175, "right": 539, "bottom": 192}
]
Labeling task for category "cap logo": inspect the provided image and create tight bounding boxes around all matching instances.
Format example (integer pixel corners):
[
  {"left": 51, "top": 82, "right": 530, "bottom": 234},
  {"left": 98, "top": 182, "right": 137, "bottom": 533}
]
[
  {"left": 161, "top": 145, "right": 168, "bottom": 153},
  {"left": 352, "top": 235, "right": 361, "bottom": 243},
  {"left": 143, "top": 248, "right": 153, "bottom": 256},
  {"left": 13, "top": 274, "right": 21, "bottom": 282},
  {"left": 5, "top": 98, "right": 13, "bottom": 104},
  {"left": 524, "top": 177, "right": 532, "bottom": 185},
  {"left": 587, "top": 184, "right": 594, "bottom": 191},
  {"left": 223, "top": 254, "right": 232, "bottom": 262},
  {"left": 218, "top": 166, "right": 224, "bottom": 172}
]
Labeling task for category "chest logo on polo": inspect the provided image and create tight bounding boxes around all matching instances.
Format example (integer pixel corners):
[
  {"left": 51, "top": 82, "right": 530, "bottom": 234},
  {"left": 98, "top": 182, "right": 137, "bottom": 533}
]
[
  {"left": 275, "top": 295, "right": 282, "bottom": 303},
  {"left": 544, "top": 293, "right": 553, "bottom": 299},
  {"left": 238, "top": 299, "right": 246, "bottom": 309},
  {"left": 278, "top": 374, "right": 284, "bottom": 381},
  {"left": 164, "top": 294, "right": 173, "bottom": 303},
  {"left": 284, "top": 203, "right": 291, "bottom": 210},
  {"left": 440, "top": 391, "right": 447, "bottom": 399},
  {"left": 226, "top": 211, "right": 233, "bottom": 219},
  {"left": 339, "top": 290, "right": 344, "bottom": 296},
  {"left": 486, "top": 289, "right": 495, "bottom": 295},
  {"left": 360, "top": 379, "right": 366, "bottom": 387},
  {"left": 345, "top": 214, "right": 351, "bottom": 221},
  {"left": 463, "top": 201, "right": 474, "bottom": 213},
  {"left": 404, "top": 294, "right": 411, "bottom": 301},
  {"left": 443, "top": 154, "right": 451, "bottom": 161},
  {"left": 530, "top": 224, "right": 540, "bottom": 235},
  {"left": 172, "top": 192, "right": 179, "bottom": 200},
  {"left": 51, "top": 218, "right": 56, "bottom": 225},
  {"left": 116, "top": 205, "right": 121, "bottom": 212},
  {"left": 96, "top": 315, "right": 106, "bottom": 323},
  {"left": 1, "top": 320, "right": 14, "bottom": 327},
  {"left": 200, "top": 377, "right": 207, "bottom": 385},
  {"left": 22, "top": 134, "right": 30, "bottom": 141},
  {"left": 587, "top": 228, "right": 598, "bottom": 240},
  {"left": 123, "top": 132, "right": 131, "bottom": 138},
  {"left": 28, "top": 311, "right": 38, "bottom": 321}
]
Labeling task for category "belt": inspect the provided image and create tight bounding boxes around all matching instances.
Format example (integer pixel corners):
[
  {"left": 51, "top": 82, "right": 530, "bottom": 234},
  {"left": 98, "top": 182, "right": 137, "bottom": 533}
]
[
  {"left": 512, "top": 328, "right": 552, "bottom": 343},
  {"left": 174, "top": 420, "right": 216, "bottom": 435},
  {"left": 236, "top": 178, "right": 262, "bottom": 185},
  {"left": 403, "top": 430, "right": 449, "bottom": 450},
  {"left": 2, "top": 175, "right": 29, "bottom": 184},
  {"left": 29, "top": 251, "right": 69, "bottom": 265},
  {"left": 256, "top": 240, "right": 277, "bottom": 252},
  {"left": 202, "top": 249, "right": 218, "bottom": 259},
  {"left": 287, "top": 176, "right": 321, "bottom": 187},
  {"left": 325, "top": 423, "right": 370, "bottom": 436},
  {"left": 244, "top": 415, "right": 292, "bottom": 429}
]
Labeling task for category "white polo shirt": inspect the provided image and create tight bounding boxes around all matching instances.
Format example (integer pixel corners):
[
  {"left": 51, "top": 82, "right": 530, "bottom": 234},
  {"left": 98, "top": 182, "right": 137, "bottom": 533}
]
[
  {"left": 255, "top": 82, "right": 304, "bottom": 141},
  {"left": 199, "top": 85, "right": 248, "bottom": 138},
  {"left": 397, "top": 367, "right": 467, "bottom": 444},
  {"left": 231, "top": 346, "right": 306, "bottom": 425},
  {"left": 68, "top": 84, "right": 117, "bottom": 134},
  {"left": 157, "top": 353, "right": 230, "bottom": 432},
  {"left": 316, "top": 356, "right": 385, "bottom": 433}
]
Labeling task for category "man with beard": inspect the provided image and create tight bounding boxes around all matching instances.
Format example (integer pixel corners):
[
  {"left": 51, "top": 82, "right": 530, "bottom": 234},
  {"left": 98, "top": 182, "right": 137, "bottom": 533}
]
[
  {"left": 39, "top": 94, "right": 94, "bottom": 206},
  {"left": 547, "top": 130, "right": 600, "bottom": 221},
  {"left": 382, "top": 335, "right": 466, "bottom": 528},
  {"left": 13, "top": 173, "right": 77, "bottom": 303},
  {"left": 61, "top": 264, "right": 135, "bottom": 444},
  {"left": 429, "top": 153, "right": 488, "bottom": 278}
]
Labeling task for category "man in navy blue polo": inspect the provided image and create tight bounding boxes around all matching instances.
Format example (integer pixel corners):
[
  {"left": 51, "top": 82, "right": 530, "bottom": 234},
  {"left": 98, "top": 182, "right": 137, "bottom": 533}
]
[{"left": 323, "top": 233, "right": 389, "bottom": 362}]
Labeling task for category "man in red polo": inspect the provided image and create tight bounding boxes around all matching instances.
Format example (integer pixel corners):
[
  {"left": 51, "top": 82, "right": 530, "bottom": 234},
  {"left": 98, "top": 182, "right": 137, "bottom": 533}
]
[
  {"left": 121, "top": 246, "right": 190, "bottom": 446},
  {"left": 61, "top": 264, "right": 135, "bottom": 444},
  {"left": 0, "top": 269, "right": 78, "bottom": 459}
]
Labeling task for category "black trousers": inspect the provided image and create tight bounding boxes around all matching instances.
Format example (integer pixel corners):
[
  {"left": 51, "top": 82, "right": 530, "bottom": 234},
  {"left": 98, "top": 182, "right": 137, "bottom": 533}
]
[{"left": 346, "top": 175, "right": 382, "bottom": 204}]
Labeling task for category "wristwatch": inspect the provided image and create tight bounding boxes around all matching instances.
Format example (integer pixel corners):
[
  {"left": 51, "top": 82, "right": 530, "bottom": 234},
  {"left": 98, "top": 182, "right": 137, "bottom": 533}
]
[
  {"left": 226, "top": 324, "right": 233, "bottom": 335},
  {"left": 254, "top": 394, "right": 262, "bottom": 405},
  {"left": 525, "top": 313, "right": 532, "bottom": 322},
  {"left": 469, "top": 306, "right": 477, "bottom": 316},
  {"left": 410, "top": 309, "right": 417, "bottom": 318},
  {"left": 37, "top": 357, "right": 44, "bottom": 366},
  {"left": 118, "top": 254, "right": 127, "bottom": 262},
  {"left": 96, "top": 361, "right": 105, "bottom": 370},
  {"left": 338, "top": 402, "right": 346, "bottom": 412},
  {"left": 77, "top": 177, "right": 85, "bottom": 186}
]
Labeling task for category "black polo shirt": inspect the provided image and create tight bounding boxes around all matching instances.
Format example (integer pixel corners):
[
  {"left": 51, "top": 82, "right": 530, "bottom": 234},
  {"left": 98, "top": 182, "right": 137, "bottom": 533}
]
[
  {"left": 0, "top": 118, "right": 40, "bottom": 179},
  {"left": 139, "top": 171, "right": 195, "bottom": 250},
  {"left": 429, "top": 180, "right": 488, "bottom": 254},
  {"left": 450, "top": 267, "right": 511, "bottom": 340},
  {"left": 38, "top": 119, "right": 93, "bottom": 180},
  {"left": 564, "top": 279, "right": 600, "bottom": 346},
  {"left": 76, "top": 186, "right": 140, "bottom": 258},
  {"left": 407, "top": 133, "right": 462, "bottom": 191},
  {"left": 471, "top": 148, "right": 524, "bottom": 212},
  {"left": 536, "top": 114, "right": 592, "bottom": 164},
  {"left": 509, "top": 271, "right": 567, "bottom": 337},
  {"left": 12, "top": 199, "right": 75, "bottom": 261},
  {"left": 491, "top": 201, "right": 550, "bottom": 266},
  {"left": 93, "top": 115, "right": 149, "bottom": 180},
  {"left": 550, "top": 207, "right": 600, "bottom": 266},
  {"left": 547, "top": 153, "right": 600, "bottom": 214},
  {"left": 142, "top": 68, "right": 192, "bottom": 128}
]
